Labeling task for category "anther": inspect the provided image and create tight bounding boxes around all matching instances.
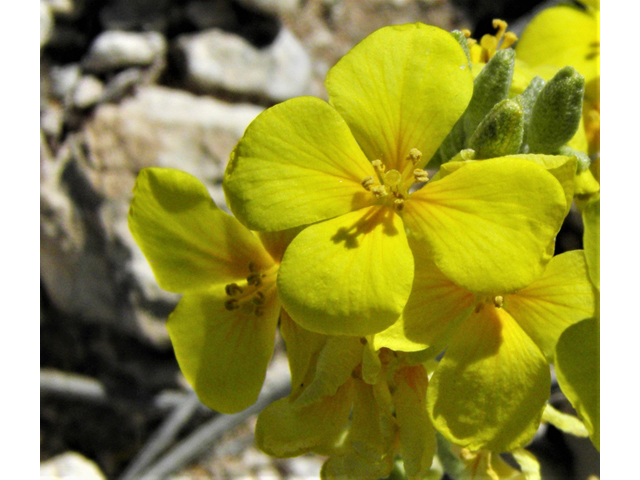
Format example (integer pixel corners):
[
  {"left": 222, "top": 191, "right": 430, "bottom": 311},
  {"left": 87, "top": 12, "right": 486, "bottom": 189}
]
[
  {"left": 252, "top": 291, "right": 266, "bottom": 305},
  {"left": 501, "top": 31, "right": 518, "bottom": 49},
  {"left": 247, "top": 273, "right": 263, "bottom": 286},
  {"left": 225, "top": 299, "right": 240, "bottom": 311},
  {"left": 371, "top": 185, "right": 388, "bottom": 198},
  {"left": 493, "top": 296, "right": 504, "bottom": 308},
  {"left": 393, "top": 198, "right": 405, "bottom": 211},
  {"left": 225, "top": 283, "right": 244, "bottom": 296},
  {"left": 461, "top": 29, "right": 471, "bottom": 38},
  {"left": 407, "top": 148, "right": 422, "bottom": 164},
  {"left": 413, "top": 169, "right": 429, "bottom": 183},
  {"left": 361, "top": 176, "right": 375, "bottom": 190},
  {"left": 371, "top": 159, "right": 386, "bottom": 173},
  {"left": 492, "top": 19, "right": 508, "bottom": 42}
]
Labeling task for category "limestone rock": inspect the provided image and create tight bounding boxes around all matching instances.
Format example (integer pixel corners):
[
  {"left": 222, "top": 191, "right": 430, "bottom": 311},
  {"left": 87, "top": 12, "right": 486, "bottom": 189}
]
[
  {"left": 40, "top": 452, "right": 106, "bottom": 480},
  {"left": 177, "top": 27, "right": 312, "bottom": 102},
  {"left": 83, "top": 31, "right": 166, "bottom": 73}
]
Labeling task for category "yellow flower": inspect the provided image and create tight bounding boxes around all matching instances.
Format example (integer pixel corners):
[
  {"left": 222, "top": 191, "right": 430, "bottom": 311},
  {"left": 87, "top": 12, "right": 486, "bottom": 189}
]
[
  {"left": 255, "top": 313, "right": 439, "bottom": 479},
  {"left": 224, "top": 23, "right": 569, "bottom": 337},
  {"left": 128, "top": 168, "right": 294, "bottom": 413},
  {"left": 375, "top": 246, "right": 597, "bottom": 452}
]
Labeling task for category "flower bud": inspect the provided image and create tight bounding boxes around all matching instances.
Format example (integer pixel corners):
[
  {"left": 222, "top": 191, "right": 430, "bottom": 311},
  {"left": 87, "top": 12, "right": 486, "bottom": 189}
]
[{"left": 469, "top": 99, "right": 524, "bottom": 159}]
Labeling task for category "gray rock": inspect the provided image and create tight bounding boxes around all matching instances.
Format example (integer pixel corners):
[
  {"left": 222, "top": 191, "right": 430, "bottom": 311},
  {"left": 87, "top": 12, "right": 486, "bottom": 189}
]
[
  {"left": 72, "top": 75, "right": 104, "bottom": 109},
  {"left": 40, "top": 452, "right": 106, "bottom": 480},
  {"left": 177, "top": 27, "right": 312, "bottom": 102},
  {"left": 41, "top": 86, "right": 263, "bottom": 346},
  {"left": 83, "top": 31, "right": 166, "bottom": 73}
]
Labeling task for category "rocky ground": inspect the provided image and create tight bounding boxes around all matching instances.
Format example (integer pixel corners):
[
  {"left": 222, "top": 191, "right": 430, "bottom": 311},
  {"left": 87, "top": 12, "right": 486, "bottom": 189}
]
[{"left": 40, "top": 0, "right": 598, "bottom": 478}]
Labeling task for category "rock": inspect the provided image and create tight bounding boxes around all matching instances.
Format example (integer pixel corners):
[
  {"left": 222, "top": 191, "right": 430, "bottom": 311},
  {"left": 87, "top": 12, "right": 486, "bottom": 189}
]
[
  {"left": 83, "top": 31, "right": 166, "bottom": 73},
  {"left": 41, "top": 1, "right": 54, "bottom": 48},
  {"left": 177, "top": 27, "right": 312, "bottom": 102},
  {"left": 41, "top": 102, "right": 65, "bottom": 139},
  {"left": 235, "top": 0, "right": 303, "bottom": 16},
  {"left": 40, "top": 452, "right": 106, "bottom": 480},
  {"left": 45, "top": 0, "right": 76, "bottom": 17},
  {"left": 72, "top": 75, "right": 104, "bottom": 108},
  {"left": 99, "top": 0, "right": 171, "bottom": 32},
  {"left": 49, "top": 63, "right": 81, "bottom": 101},
  {"left": 184, "top": 0, "right": 239, "bottom": 30},
  {"left": 40, "top": 86, "right": 263, "bottom": 347}
]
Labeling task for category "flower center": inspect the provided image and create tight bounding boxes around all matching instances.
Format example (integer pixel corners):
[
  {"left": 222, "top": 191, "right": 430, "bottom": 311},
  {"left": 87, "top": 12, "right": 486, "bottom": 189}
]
[
  {"left": 463, "top": 19, "right": 517, "bottom": 64},
  {"left": 224, "top": 262, "right": 278, "bottom": 317},
  {"left": 474, "top": 295, "right": 505, "bottom": 313},
  {"left": 360, "top": 148, "right": 430, "bottom": 211}
]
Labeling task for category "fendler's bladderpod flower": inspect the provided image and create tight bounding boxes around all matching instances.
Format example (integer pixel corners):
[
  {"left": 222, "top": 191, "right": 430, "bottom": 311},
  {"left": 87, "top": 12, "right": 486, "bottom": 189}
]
[
  {"left": 255, "top": 313, "right": 438, "bottom": 479},
  {"left": 374, "top": 244, "right": 597, "bottom": 452},
  {"left": 224, "top": 23, "right": 568, "bottom": 337},
  {"left": 128, "top": 168, "right": 292, "bottom": 414}
]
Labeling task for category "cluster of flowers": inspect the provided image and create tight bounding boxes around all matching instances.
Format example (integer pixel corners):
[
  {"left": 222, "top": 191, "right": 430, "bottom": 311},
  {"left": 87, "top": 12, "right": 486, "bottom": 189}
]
[{"left": 128, "top": 1, "right": 599, "bottom": 478}]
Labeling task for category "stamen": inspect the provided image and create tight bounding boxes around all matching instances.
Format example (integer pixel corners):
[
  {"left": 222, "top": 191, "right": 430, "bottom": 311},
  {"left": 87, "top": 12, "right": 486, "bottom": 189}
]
[
  {"left": 461, "top": 28, "right": 472, "bottom": 38},
  {"left": 492, "top": 19, "right": 508, "bottom": 44},
  {"left": 407, "top": 148, "right": 422, "bottom": 165},
  {"left": 252, "top": 291, "right": 266, "bottom": 305},
  {"left": 361, "top": 176, "right": 375, "bottom": 190},
  {"left": 493, "top": 295, "right": 504, "bottom": 308},
  {"left": 413, "top": 169, "right": 429, "bottom": 183},
  {"left": 371, "top": 185, "right": 388, "bottom": 198},
  {"left": 225, "top": 299, "right": 240, "bottom": 311},
  {"left": 371, "top": 159, "right": 386, "bottom": 174},
  {"left": 393, "top": 198, "right": 405, "bottom": 211},
  {"left": 247, "top": 273, "right": 263, "bottom": 286},
  {"left": 501, "top": 31, "right": 518, "bottom": 49},
  {"left": 225, "top": 283, "right": 244, "bottom": 296}
]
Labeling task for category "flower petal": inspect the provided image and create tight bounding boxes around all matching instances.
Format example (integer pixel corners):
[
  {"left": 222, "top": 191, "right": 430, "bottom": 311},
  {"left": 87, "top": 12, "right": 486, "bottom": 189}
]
[
  {"left": 279, "top": 311, "right": 327, "bottom": 401},
  {"left": 517, "top": 5, "right": 599, "bottom": 85},
  {"left": 224, "top": 97, "right": 375, "bottom": 231},
  {"left": 128, "top": 168, "right": 273, "bottom": 293},
  {"left": 582, "top": 199, "right": 600, "bottom": 291},
  {"left": 504, "top": 251, "right": 597, "bottom": 361},
  {"left": 393, "top": 366, "right": 437, "bottom": 479},
  {"left": 278, "top": 206, "right": 414, "bottom": 336},
  {"left": 404, "top": 158, "right": 566, "bottom": 294},
  {"left": 325, "top": 23, "right": 473, "bottom": 171},
  {"left": 321, "top": 379, "right": 396, "bottom": 479},
  {"left": 293, "top": 335, "right": 364, "bottom": 408},
  {"left": 255, "top": 380, "right": 353, "bottom": 458},
  {"left": 428, "top": 305, "right": 550, "bottom": 452},
  {"left": 167, "top": 287, "right": 279, "bottom": 413},
  {"left": 555, "top": 318, "right": 600, "bottom": 450},
  {"left": 374, "top": 244, "right": 475, "bottom": 352}
]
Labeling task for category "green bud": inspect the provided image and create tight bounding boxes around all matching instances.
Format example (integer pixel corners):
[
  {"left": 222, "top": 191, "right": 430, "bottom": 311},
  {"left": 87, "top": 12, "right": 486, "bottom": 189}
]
[
  {"left": 469, "top": 99, "right": 524, "bottom": 159},
  {"left": 450, "top": 30, "right": 471, "bottom": 66},
  {"left": 557, "top": 145, "right": 591, "bottom": 173},
  {"left": 463, "top": 48, "right": 515, "bottom": 138},
  {"left": 515, "top": 76, "right": 546, "bottom": 152},
  {"left": 528, "top": 66, "right": 585, "bottom": 154}
]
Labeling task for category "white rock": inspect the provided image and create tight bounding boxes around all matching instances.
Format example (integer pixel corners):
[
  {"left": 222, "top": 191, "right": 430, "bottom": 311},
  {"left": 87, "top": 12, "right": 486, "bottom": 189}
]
[
  {"left": 41, "top": 1, "right": 54, "bottom": 48},
  {"left": 235, "top": 0, "right": 302, "bottom": 16},
  {"left": 83, "top": 31, "right": 166, "bottom": 72},
  {"left": 178, "top": 27, "right": 312, "bottom": 102},
  {"left": 45, "top": 0, "right": 75, "bottom": 16},
  {"left": 40, "top": 452, "right": 106, "bottom": 480},
  {"left": 50, "top": 63, "right": 81, "bottom": 100},
  {"left": 72, "top": 75, "right": 104, "bottom": 108}
]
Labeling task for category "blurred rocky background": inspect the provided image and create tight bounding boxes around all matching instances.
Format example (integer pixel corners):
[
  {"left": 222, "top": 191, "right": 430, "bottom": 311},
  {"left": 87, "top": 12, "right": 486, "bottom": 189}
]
[{"left": 40, "top": 0, "right": 596, "bottom": 478}]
